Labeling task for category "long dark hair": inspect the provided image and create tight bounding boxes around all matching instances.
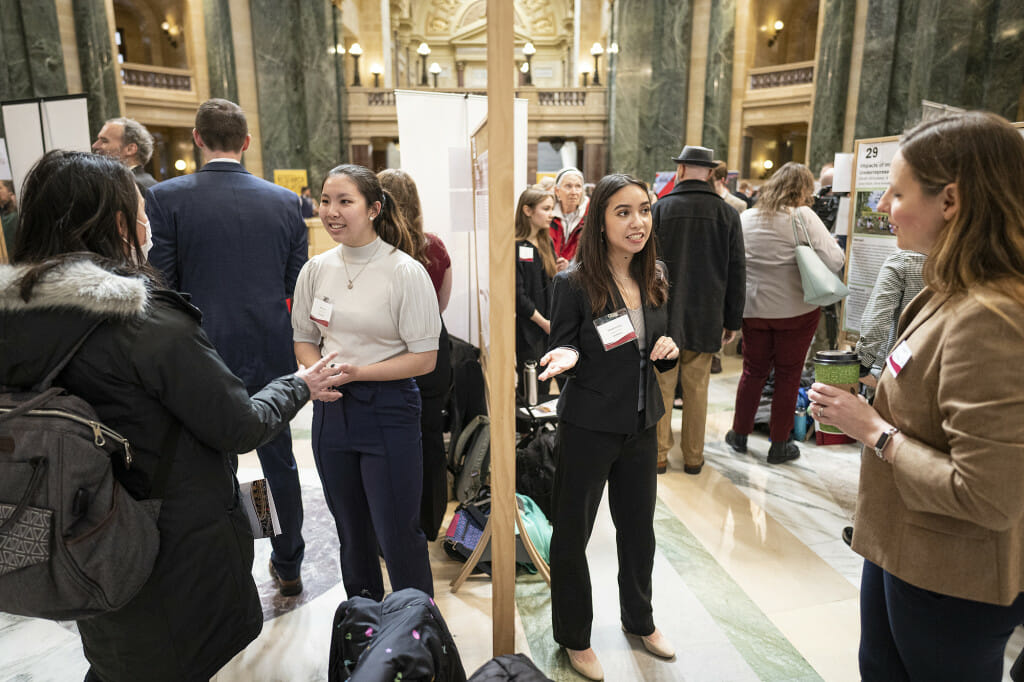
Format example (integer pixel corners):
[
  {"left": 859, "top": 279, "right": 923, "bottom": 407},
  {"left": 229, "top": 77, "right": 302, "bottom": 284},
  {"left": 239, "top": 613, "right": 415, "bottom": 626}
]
[
  {"left": 12, "top": 150, "right": 154, "bottom": 301},
  {"left": 572, "top": 173, "right": 667, "bottom": 315},
  {"left": 377, "top": 168, "right": 429, "bottom": 266},
  {"left": 324, "top": 164, "right": 414, "bottom": 256},
  {"left": 514, "top": 186, "right": 557, "bottom": 277}
]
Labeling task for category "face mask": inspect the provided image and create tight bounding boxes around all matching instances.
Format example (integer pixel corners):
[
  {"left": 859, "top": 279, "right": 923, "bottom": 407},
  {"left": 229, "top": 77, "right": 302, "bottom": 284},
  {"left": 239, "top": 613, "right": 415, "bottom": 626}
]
[{"left": 135, "top": 217, "right": 153, "bottom": 263}]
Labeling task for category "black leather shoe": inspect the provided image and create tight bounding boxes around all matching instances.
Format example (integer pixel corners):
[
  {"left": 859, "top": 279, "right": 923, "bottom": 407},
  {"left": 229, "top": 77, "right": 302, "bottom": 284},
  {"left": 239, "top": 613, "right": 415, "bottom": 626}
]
[
  {"left": 725, "top": 430, "right": 747, "bottom": 453},
  {"left": 269, "top": 561, "right": 303, "bottom": 597},
  {"left": 767, "top": 440, "right": 800, "bottom": 464},
  {"left": 683, "top": 462, "right": 704, "bottom": 475},
  {"left": 710, "top": 356, "right": 723, "bottom": 374},
  {"left": 842, "top": 526, "right": 853, "bottom": 546},
  {"left": 656, "top": 462, "right": 668, "bottom": 474}
]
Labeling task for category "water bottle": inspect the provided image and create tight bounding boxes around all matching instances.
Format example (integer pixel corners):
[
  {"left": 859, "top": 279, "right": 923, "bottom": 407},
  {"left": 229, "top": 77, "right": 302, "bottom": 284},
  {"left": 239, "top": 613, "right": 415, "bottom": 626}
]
[
  {"left": 793, "top": 407, "right": 808, "bottom": 441},
  {"left": 524, "top": 360, "right": 539, "bottom": 406}
]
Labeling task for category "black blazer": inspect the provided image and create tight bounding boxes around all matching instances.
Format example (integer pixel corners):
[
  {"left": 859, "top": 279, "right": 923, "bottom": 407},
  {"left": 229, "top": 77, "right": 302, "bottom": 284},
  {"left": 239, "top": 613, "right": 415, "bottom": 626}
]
[
  {"left": 515, "top": 239, "right": 553, "bottom": 363},
  {"left": 547, "top": 268, "right": 676, "bottom": 434}
]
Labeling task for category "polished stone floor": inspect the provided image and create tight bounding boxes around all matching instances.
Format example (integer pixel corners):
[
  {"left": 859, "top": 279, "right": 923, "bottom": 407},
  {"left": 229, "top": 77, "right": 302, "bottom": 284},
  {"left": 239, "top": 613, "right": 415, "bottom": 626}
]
[{"left": 2, "top": 355, "right": 1021, "bottom": 681}]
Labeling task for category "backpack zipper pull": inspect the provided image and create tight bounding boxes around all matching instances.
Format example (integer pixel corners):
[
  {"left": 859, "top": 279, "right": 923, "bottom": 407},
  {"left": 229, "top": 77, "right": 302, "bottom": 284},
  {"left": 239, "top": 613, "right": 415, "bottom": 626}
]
[{"left": 89, "top": 421, "right": 106, "bottom": 447}]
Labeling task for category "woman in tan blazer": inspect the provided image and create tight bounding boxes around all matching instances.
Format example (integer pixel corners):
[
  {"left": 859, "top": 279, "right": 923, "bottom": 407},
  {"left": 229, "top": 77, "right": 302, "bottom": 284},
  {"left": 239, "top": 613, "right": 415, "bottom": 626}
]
[{"left": 809, "top": 111, "right": 1024, "bottom": 680}]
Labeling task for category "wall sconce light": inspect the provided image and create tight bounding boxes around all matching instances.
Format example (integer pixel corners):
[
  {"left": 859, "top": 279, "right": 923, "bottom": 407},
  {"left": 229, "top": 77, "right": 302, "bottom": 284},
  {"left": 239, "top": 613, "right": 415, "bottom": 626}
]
[
  {"left": 348, "top": 42, "right": 363, "bottom": 86},
  {"left": 160, "top": 20, "right": 182, "bottom": 48},
  {"left": 522, "top": 41, "right": 536, "bottom": 85},
  {"left": 174, "top": 159, "right": 186, "bottom": 172},
  {"left": 417, "top": 42, "right": 431, "bottom": 86},
  {"left": 329, "top": 43, "right": 345, "bottom": 55},
  {"left": 370, "top": 63, "right": 383, "bottom": 88},
  {"left": 580, "top": 63, "right": 592, "bottom": 87},
  {"left": 608, "top": 42, "right": 619, "bottom": 55},
  {"left": 590, "top": 42, "right": 604, "bottom": 86},
  {"left": 429, "top": 62, "right": 441, "bottom": 88},
  {"left": 767, "top": 20, "right": 784, "bottom": 47},
  {"left": 762, "top": 159, "right": 774, "bottom": 170}
]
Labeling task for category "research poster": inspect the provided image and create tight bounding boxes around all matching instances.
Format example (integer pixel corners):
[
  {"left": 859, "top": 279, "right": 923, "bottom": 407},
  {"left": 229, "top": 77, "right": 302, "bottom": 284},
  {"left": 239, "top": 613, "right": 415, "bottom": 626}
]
[{"left": 842, "top": 136, "right": 900, "bottom": 334}]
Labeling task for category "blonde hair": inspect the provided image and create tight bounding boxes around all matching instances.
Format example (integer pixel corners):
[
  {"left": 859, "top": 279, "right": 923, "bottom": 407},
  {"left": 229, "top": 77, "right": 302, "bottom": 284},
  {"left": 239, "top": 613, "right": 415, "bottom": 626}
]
[
  {"left": 754, "top": 162, "right": 814, "bottom": 213},
  {"left": 899, "top": 111, "right": 1024, "bottom": 310},
  {"left": 514, "top": 186, "right": 557, "bottom": 277}
]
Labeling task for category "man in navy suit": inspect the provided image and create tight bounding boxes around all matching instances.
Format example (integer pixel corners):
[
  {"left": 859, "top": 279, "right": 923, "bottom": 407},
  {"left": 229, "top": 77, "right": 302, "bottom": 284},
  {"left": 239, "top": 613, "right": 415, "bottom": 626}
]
[{"left": 147, "top": 98, "right": 309, "bottom": 596}]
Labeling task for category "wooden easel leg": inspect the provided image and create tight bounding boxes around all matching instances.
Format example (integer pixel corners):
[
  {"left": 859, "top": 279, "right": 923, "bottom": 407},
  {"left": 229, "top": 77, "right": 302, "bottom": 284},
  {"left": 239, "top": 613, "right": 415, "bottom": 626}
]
[{"left": 514, "top": 504, "right": 550, "bottom": 586}]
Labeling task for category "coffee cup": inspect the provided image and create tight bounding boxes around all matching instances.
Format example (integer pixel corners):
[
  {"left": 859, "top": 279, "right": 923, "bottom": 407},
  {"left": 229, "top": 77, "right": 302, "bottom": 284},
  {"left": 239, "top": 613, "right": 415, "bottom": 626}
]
[{"left": 813, "top": 350, "right": 860, "bottom": 434}]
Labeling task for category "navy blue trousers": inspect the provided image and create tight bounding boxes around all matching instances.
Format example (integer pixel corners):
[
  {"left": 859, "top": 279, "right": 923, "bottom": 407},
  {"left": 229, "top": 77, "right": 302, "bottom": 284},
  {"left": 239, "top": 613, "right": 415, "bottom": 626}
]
[
  {"left": 860, "top": 560, "right": 1024, "bottom": 680},
  {"left": 247, "top": 385, "right": 304, "bottom": 581},
  {"left": 312, "top": 379, "right": 433, "bottom": 600}
]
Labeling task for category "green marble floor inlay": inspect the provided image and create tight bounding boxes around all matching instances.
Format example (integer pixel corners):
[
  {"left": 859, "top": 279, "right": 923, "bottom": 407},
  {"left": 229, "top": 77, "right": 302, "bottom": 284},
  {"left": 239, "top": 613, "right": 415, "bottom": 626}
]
[
  {"left": 513, "top": 499, "right": 822, "bottom": 681},
  {"left": 652, "top": 498, "right": 821, "bottom": 681}
]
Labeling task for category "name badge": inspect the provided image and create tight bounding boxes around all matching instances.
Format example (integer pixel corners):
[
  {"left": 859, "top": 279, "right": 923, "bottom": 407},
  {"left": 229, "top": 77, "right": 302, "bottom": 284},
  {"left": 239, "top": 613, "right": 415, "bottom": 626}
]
[
  {"left": 886, "top": 340, "right": 912, "bottom": 377},
  {"left": 518, "top": 245, "right": 534, "bottom": 262},
  {"left": 310, "top": 297, "right": 332, "bottom": 327},
  {"left": 593, "top": 309, "right": 637, "bottom": 351}
]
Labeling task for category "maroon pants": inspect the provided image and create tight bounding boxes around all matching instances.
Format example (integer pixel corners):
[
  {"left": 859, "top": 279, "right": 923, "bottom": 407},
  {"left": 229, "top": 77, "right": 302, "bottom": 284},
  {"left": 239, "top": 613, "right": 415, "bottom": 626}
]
[{"left": 732, "top": 308, "right": 820, "bottom": 443}]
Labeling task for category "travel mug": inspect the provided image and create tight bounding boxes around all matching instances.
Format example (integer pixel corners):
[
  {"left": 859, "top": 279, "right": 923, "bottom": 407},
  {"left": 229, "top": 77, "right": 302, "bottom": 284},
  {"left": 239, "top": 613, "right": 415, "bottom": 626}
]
[{"left": 813, "top": 350, "right": 859, "bottom": 434}]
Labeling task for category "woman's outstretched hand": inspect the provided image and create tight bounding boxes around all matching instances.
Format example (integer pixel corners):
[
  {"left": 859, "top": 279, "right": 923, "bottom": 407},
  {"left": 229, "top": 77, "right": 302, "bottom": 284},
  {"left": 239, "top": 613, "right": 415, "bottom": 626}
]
[
  {"left": 650, "top": 335, "right": 679, "bottom": 361},
  {"left": 538, "top": 347, "right": 579, "bottom": 381},
  {"left": 295, "top": 351, "right": 346, "bottom": 402}
]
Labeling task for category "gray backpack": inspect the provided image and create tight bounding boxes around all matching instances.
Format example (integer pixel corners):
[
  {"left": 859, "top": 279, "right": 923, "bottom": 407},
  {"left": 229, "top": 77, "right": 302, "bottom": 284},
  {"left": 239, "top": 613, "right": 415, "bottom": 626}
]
[
  {"left": 0, "top": 322, "right": 174, "bottom": 620},
  {"left": 452, "top": 415, "right": 490, "bottom": 504}
]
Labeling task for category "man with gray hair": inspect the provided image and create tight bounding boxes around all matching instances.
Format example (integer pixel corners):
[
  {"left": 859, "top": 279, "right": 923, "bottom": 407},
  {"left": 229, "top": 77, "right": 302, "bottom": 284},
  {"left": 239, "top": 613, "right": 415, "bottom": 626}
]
[{"left": 92, "top": 117, "right": 157, "bottom": 189}]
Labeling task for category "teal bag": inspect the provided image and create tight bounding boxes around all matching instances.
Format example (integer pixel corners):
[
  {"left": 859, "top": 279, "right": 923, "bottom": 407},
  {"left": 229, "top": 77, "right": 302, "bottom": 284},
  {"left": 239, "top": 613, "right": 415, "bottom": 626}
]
[{"left": 516, "top": 493, "right": 551, "bottom": 567}]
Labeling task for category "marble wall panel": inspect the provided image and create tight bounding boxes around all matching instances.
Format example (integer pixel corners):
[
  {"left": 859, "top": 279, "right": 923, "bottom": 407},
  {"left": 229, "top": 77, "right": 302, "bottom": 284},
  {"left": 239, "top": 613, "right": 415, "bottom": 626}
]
[
  {"left": 982, "top": 0, "right": 1024, "bottom": 120},
  {"left": 250, "top": 0, "right": 343, "bottom": 182},
  {"left": 701, "top": 0, "right": 734, "bottom": 160},
  {"left": 204, "top": 0, "right": 239, "bottom": 102},
  {"left": 884, "top": 0, "right": 919, "bottom": 134},
  {"left": 72, "top": 0, "right": 120, "bottom": 136},
  {"left": 0, "top": 0, "right": 69, "bottom": 136},
  {"left": 809, "top": 0, "right": 856, "bottom": 171},
  {"left": 853, "top": 0, "right": 898, "bottom": 139},
  {"left": 609, "top": 0, "right": 691, "bottom": 181}
]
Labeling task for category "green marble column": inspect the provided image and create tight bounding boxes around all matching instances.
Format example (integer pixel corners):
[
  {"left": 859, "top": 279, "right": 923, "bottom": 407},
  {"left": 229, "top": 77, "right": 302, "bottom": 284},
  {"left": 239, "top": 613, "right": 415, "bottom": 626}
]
[
  {"left": 250, "top": 0, "right": 343, "bottom": 184},
  {"left": 852, "top": 0, "right": 899, "bottom": 139},
  {"left": 73, "top": 0, "right": 120, "bottom": 135},
  {"left": 0, "top": 0, "right": 69, "bottom": 136},
  {"left": 809, "top": 0, "right": 856, "bottom": 174},
  {"left": 981, "top": 0, "right": 1024, "bottom": 120},
  {"left": 609, "top": 0, "right": 692, "bottom": 182},
  {"left": 203, "top": 0, "right": 238, "bottom": 102},
  {"left": 701, "top": 0, "right": 735, "bottom": 160}
]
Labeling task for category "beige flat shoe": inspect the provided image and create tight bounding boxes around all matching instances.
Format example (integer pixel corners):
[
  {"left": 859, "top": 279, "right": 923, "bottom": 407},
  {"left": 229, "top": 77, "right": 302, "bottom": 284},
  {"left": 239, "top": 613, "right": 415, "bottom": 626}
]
[
  {"left": 566, "top": 647, "right": 604, "bottom": 680},
  {"left": 623, "top": 625, "right": 676, "bottom": 659}
]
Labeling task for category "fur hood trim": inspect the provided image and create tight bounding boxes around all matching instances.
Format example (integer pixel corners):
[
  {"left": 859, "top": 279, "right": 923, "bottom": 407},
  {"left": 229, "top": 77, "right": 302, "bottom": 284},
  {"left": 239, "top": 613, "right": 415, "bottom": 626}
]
[{"left": 0, "top": 260, "right": 149, "bottom": 318}]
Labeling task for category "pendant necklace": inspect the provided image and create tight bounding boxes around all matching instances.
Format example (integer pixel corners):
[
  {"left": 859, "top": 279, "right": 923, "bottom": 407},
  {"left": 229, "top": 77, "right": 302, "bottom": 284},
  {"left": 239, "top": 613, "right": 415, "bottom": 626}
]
[{"left": 341, "top": 239, "right": 383, "bottom": 289}]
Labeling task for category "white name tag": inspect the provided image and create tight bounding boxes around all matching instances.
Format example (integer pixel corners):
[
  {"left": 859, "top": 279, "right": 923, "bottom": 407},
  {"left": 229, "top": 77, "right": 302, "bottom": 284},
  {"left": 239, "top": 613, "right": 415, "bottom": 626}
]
[
  {"left": 518, "top": 245, "right": 534, "bottom": 262},
  {"left": 886, "top": 340, "right": 912, "bottom": 377},
  {"left": 593, "top": 309, "right": 637, "bottom": 351},
  {"left": 310, "top": 297, "right": 332, "bottom": 327}
]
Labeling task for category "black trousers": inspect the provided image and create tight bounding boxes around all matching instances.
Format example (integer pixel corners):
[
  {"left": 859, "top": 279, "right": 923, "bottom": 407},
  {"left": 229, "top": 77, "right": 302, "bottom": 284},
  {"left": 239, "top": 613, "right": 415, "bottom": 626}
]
[
  {"left": 860, "top": 560, "right": 1024, "bottom": 681},
  {"left": 549, "top": 418, "right": 658, "bottom": 650},
  {"left": 415, "top": 321, "right": 451, "bottom": 541}
]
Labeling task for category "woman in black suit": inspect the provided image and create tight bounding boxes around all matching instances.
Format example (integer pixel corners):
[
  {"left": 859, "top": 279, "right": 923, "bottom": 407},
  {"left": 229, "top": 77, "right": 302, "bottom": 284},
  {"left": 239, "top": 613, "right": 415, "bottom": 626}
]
[
  {"left": 514, "top": 185, "right": 557, "bottom": 400},
  {"left": 539, "top": 173, "right": 679, "bottom": 680}
]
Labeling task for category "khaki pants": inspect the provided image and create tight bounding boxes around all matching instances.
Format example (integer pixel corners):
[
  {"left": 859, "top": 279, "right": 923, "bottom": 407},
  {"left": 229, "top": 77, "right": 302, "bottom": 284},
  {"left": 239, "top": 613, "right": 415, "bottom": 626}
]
[{"left": 656, "top": 350, "right": 713, "bottom": 468}]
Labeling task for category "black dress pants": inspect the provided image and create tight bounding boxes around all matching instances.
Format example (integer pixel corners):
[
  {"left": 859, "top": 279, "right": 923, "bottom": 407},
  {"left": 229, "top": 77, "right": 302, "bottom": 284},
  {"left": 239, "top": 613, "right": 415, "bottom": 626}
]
[{"left": 550, "top": 418, "right": 658, "bottom": 650}]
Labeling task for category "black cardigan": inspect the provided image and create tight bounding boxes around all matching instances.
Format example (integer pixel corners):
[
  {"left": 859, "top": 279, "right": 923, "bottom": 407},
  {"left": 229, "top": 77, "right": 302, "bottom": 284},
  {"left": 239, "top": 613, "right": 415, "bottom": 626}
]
[
  {"left": 514, "top": 239, "right": 553, "bottom": 364},
  {"left": 546, "top": 268, "right": 676, "bottom": 434}
]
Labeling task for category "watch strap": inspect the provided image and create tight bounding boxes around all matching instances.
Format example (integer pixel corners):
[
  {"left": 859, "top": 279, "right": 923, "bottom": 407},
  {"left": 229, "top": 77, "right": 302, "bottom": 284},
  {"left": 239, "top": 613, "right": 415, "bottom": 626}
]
[{"left": 874, "top": 426, "right": 899, "bottom": 460}]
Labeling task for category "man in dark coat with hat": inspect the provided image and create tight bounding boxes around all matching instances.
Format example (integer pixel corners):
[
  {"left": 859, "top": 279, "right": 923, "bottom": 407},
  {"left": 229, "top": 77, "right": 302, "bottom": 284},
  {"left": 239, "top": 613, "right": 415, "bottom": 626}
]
[{"left": 653, "top": 145, "right": 746, "bottom": 475}]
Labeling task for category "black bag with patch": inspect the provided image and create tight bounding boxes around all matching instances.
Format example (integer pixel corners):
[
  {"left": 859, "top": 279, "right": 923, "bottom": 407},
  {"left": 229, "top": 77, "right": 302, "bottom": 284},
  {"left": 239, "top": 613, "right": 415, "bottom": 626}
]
[
  {"left": 514, "top": 425, "right": 558, "bottom": 519},
  {"left": 0, "top": 323, "right": 174, "bottom": 620}
]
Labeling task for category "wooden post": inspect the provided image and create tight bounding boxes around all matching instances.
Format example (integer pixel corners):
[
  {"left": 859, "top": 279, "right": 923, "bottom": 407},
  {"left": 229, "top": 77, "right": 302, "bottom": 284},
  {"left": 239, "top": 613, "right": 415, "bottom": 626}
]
[{"left": 486, "top": 0, "right": 516, "bottom": 657}]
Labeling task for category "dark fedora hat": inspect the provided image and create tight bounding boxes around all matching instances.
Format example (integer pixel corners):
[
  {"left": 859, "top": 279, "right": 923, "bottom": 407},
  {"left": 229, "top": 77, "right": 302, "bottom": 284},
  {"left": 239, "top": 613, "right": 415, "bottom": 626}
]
[{"left": 671, "top": 145, "right": 716, "bottom": 167}]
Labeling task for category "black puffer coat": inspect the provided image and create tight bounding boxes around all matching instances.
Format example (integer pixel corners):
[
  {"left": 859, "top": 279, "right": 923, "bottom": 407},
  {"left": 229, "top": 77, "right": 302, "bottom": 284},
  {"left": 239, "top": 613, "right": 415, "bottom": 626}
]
[{"left": 0, "top": 260, "right": 310, "bottom": 681}]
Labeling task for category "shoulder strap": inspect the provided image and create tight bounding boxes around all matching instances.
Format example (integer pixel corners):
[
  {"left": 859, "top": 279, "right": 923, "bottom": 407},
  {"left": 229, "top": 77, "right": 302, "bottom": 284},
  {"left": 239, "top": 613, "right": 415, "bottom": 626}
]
[
  {"left": 791, "top": 208, "right": 812, "bottom": 247},
  {"left": 33, "top": 319, "right": 105, "bottom": 392}
]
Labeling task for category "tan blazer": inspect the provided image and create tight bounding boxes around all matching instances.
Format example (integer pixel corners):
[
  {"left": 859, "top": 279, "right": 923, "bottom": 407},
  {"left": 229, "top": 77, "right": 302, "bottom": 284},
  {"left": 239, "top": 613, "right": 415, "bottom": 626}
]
[{"left": 853, "top": 285, "right": 1024, "bottom": 605}]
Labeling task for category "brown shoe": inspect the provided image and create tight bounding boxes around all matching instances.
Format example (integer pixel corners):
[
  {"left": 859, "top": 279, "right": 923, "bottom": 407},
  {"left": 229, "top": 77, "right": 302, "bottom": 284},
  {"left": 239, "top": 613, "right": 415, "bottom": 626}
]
[
  {"left": 269, "top": 560, "right": 303, "bottom": 597},
  {"left": 657, "top": 462, "right": 668, "bottom": 474},
  {"left": 683, "top": 462, "right": 704, "bottom": 475},
  {"left": 710, "top": 356, "right": 723, "bottom": 374}
]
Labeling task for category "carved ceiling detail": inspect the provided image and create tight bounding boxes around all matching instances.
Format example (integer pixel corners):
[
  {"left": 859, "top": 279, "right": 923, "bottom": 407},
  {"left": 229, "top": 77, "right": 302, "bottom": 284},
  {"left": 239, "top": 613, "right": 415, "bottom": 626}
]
[{"left": 423, "top": 0, "right": 562, "bottom": 37}]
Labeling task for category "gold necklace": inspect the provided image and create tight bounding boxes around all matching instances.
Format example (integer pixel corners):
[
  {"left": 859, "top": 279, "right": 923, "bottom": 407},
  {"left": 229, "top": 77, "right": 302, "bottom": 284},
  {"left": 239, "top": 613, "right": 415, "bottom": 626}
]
[
  {"left": 611, "top": 271, "right": 640, "bottom": 309},
  {"left": 341, "top": 239, "right": 383, "bottom": 289}
]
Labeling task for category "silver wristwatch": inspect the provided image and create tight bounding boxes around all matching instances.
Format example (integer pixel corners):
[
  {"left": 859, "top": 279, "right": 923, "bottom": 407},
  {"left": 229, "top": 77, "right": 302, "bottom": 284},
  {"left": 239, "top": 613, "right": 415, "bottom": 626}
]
[{"left": 874, "top": 426, "right": 900, "bottom": 460}]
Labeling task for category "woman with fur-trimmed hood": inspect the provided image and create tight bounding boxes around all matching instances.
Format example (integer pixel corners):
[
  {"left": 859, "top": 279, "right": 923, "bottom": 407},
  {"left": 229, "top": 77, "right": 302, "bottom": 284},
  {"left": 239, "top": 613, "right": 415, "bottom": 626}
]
[{"left": 0, "top": 151, "right": 343, "bottom": 682}]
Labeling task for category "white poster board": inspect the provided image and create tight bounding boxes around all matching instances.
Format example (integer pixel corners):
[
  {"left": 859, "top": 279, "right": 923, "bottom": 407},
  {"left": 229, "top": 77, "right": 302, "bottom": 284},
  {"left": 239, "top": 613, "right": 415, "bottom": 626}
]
[
  {"left": 0, "top": 139, "right": 11, "bottom": 181},
  {"left": 842, "top": 137, "right": 901, "bottom": 334},
  {"left": 1, "top": 95, "right": 90, "bottom": 195},
  {"left": 395, "top": 90, "right": 528, "bottom": 345}
]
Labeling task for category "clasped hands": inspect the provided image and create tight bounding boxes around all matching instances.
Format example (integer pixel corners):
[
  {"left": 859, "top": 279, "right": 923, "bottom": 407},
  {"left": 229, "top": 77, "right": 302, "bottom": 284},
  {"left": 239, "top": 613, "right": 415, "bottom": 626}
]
[{"left": 538, "top": 336, "right": 679, "bottom": 381}]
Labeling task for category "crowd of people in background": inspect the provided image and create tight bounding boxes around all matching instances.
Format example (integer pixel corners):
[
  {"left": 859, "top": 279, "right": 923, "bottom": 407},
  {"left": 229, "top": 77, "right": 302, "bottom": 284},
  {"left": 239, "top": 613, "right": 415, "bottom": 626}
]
[{"left": 1, "top": 100, "right": 1023, "bottom": 682}]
